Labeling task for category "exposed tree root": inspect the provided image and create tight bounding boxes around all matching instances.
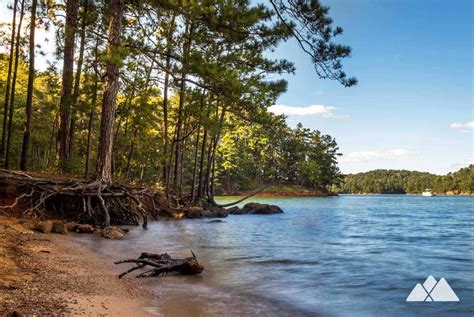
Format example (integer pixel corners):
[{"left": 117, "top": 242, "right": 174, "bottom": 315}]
[
  {"left": 0, "top": 169, "right": 168, "bottom": 227},
  {"left": 115, "top": 251, "right": 204, "bottom": 278}
]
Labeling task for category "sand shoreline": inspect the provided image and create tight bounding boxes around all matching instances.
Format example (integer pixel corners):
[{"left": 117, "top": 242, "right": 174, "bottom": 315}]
[
  {"left": 0, "top": 216, "right": 153, "bottom": 316},
  {"left": 1, "top": 215, "right": 312, "bottom": 317}
]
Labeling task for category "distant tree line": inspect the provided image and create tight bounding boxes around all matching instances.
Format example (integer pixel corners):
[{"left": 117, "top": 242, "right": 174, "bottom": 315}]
[{"left": 337, "top": 165, "right": 474, "bottom": 194}]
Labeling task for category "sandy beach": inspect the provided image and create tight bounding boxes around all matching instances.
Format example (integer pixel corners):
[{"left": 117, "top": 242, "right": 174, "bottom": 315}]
[{"left": 0, "top": 215, "right": 152, "bottom": 316}]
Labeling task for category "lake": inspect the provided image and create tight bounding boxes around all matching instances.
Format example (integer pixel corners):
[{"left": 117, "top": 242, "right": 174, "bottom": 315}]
[{"left": 71, "top": 195, "right": 474, "bottom": 316}]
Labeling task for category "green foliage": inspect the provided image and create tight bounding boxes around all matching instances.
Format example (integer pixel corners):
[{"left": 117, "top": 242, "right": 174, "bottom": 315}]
[
  {"left": 338, "top": 166, "right": 474, "bottom": 194},
  {"left": 216, "top": 118, "right": 343, "bottom": 192},
  {"left": 0, "top": 53, "right": 59, "bottom": 170},
  {"left": 0, "top": 0, "right": 354, "bottom": 193}
]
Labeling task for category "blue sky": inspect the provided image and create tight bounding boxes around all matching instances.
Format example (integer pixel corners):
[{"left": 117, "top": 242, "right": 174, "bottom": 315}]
[
  {"left": 269, "top": 0, "right": 473, "bottom": 174},
  {"left": 1, "top": 0, "right": 472, "bottom": 174}
]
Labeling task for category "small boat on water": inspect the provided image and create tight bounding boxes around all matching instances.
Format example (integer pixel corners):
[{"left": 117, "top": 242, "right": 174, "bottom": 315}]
[{"left": 422, "top": 189, "right": 435, "bottom": 197}]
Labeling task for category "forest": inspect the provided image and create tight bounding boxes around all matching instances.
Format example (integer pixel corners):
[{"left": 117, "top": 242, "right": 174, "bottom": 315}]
[
  {"left": 338, "top": 165, "right": 474, "bottom": 194},
  {"left": 0, "top": 0, "right": 356, "bottom": 211}
]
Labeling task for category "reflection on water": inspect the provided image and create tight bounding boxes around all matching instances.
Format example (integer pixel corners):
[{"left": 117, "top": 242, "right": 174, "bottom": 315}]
[{"left": 71, "top": 195, "right": 474, "bottom": 317}]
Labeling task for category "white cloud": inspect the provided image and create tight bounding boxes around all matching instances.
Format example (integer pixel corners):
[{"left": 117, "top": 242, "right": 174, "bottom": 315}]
[
  {"left": 450, "top": 121, "right": 474, "bottom": 131},
  {"left": 339, "top": 149, "right": 413, "bottom": 163},
  {"left": 268, "top": 104, "right": 335, "bottom": 117}
]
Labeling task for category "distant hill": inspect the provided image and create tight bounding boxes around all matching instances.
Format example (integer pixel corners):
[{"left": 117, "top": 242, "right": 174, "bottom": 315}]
[{"left": 337, "top": 165, "right": 473, "bottom": 194}]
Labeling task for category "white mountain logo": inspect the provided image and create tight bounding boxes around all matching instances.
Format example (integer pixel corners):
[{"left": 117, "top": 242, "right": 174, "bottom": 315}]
[{"left": 406, "top": 275, "right": 459, "bottom": 302}]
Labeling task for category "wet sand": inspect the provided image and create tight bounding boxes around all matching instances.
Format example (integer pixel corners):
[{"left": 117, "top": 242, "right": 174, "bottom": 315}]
[
  {"left": 0, "top": 216, "right": 152, "bottom": 316},
  {"left": 0, "top": 215, "right": 311, "bottom": 316}
]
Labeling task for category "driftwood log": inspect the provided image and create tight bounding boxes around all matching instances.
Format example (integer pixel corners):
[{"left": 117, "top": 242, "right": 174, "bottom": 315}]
[{"left": 115, "top": 251, "right": 204, "bottom": 278}]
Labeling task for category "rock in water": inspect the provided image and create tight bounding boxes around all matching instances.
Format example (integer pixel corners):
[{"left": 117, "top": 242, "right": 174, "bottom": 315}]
[
  {"left": 185, "top": 206, "right": 228, "bottom": 218},
  {"left": 201, "top": 206, "right": 228, "bottom": 218},
  {"left": 76, "top": 224, "right": 94, "bottom": 233},
  {"left": 226, "top": 206, "right": 246, "bottom": 215},
  {"left": 32, "top": 221, "right": 53, "bottom": 233},
  {"left": 186, "top": 206, "right": 203, "bottom": 218},
  {"left": 51, "top": 221, "right": 68, "bottom": 234},
  {"left": 65, "top": 222, "right": 79, "bottom": 232},
  {"left": 227, "top": 203, "right": 283, "bottom": 215},
  {"left": 102, "top": 226, "right": 124, "bottom": 239}
]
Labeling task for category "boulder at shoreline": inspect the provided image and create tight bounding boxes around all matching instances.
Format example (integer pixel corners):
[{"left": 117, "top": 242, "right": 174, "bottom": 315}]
[{"left": 227, "top": 203, "right": 283, "bottom": 215}]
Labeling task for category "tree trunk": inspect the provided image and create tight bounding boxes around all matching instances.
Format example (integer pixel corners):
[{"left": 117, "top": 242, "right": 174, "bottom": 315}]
[
  {"left": 1, "top": 0, "right": 18, "bottom": 159},
  {"left": 162, "top": 14, "right": 175, "bottom": 191},
  {"left": 125, "top": 127, "right": 139, "bottom": 179},
  {"left": 57, "top": 0, "right": 79, "bottom": 170},
  {"left": 162, "top": 66, "right": 170, "bottom": 186},
  {"left": 209, "top": 104, "right": 227, "bottom": 198},
  {"left": 203, "top": 137, "right": 214, "bottom": 197},
  {"left": 46, "top": 111, "right": 59, "bottom": 168},
  {"left": 177, "top": 103, "right": 191, "bottom": 195},
  {"left": 67, "top": 0, "right": 89, "bottom": 159},
  {"left": 203, "top": 100, "right": 223, "bottom": 197},
  {"left": 84, "top": 109, "right": 94, "bottom": 178},
  {"left": 84, "top": 29, "right": 100, "bottom": 179},
  {"left": 20, "top": 0, "right": 37, "bottom": 171},
  {"left": 172, "top": 22, "right": 193, "bottom": 194},
  {"left": 112, "top": 85, "right": 136, "bottom": 176},
  {"left": 190, "top": 125, "right": 201, "bottom": 202},
  {"left": 197, "top": 95, "right": 214, "bottom": 199},
  {"left": 96, "top": 0, "right": 125, "bottom": 184},
  {"left": 4, "top": 0, "right": 25, "bottom": 169},
  {"left": 84, "top": 84, "right": 97, "bottom": 179}
]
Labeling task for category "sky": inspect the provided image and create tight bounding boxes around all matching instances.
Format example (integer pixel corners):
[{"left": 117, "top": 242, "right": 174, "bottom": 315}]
[
  {"left": 269, "top": 0, "right": 473, "bottom": 174},
  {"left": 0, "top": 0, "right": 472, "bottom": 175}
]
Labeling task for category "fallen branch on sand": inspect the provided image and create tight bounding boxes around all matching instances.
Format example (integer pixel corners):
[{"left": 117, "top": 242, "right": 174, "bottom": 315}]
[{"left": 114, "top": 251, "right": 204, "bottom": 278}]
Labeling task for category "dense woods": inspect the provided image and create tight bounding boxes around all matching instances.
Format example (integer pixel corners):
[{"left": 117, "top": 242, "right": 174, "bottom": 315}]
[
  {"left": 218, "top": 121, "right": 342, "bottom": 192},
  {"left": 338, "top": 165, "right": 474, "bottom": 194},
  {"left": 0, "top": 0, "right": 355, "bottom": 204}
]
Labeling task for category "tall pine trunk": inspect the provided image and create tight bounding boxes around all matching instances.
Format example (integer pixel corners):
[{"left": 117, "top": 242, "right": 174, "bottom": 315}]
[
  {"left": 125, "top": 127, "right": 139, "bottom": 179},
  {"left": 4, "top": 0, "right": 25, "bottom": 169},
  {"left": 161, "top": 14, "right": 175, "bottom": 191},
  {"left": 208, "top": 104, "right": 227, "bottom": 198},
  {"left": 190, "top": 92, "right": 205, "bottom": 201},
  {"left": 57, "top": 0, "right": 79, "bottom": 170},
  {"left": 161, "top": 15, "right": 175, "bottom": 193},
  {"left": 197, "top": 97, "right": 212, "bottom": 199},
  {"left": 20, "top": 0, "right": 37, "bottom": 170},
  {"left": 1, "top": 0, "right": 18, "bottom": 158},
  {"left": 84, "top": 69, "right": 98, "bottom": 179},
  {"left": 162, "top": 62, "right": 170, "bottom": 187},
  {"left": 84, "top": 23, "right": 101, "bottom": 179},
  {"left": 84, "top": 108, "right": 94, "bottom": 178},
  {"left": 96, "top": 0, "right": 125, "bottom": 184},
  {"left": 190, "top": 125, "right": 201, "bottom": 202},
  {"left": 172, "top": 22, "right": 193, "bottom": 194},
  {"left": 67, "top": 0, "right": 89, "bottom": 159}
]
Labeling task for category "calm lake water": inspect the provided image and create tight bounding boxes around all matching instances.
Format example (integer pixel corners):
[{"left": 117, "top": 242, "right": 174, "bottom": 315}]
[{"left": 71, "top": 195, "right": 474, "bottom": 316}]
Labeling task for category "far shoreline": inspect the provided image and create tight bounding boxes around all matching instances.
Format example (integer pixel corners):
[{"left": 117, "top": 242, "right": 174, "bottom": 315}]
[{"left": 217, "top": 192, "right": 473, "bottom": 197}]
